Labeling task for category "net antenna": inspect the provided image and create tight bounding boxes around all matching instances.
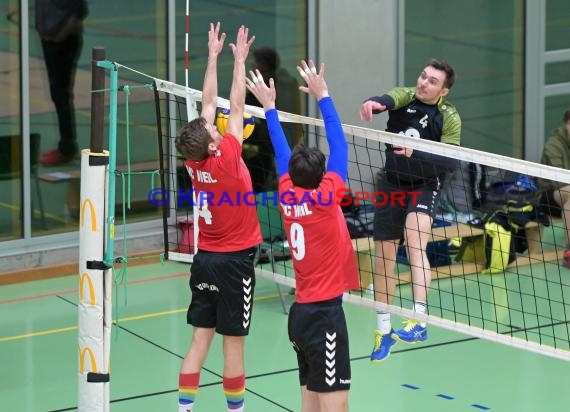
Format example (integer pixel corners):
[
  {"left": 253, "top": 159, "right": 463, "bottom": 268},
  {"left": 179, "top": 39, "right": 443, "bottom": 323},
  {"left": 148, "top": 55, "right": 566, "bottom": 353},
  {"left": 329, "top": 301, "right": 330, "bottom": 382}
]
[{"left": 185, "top": 0, "right": 199, "bottom": 256}]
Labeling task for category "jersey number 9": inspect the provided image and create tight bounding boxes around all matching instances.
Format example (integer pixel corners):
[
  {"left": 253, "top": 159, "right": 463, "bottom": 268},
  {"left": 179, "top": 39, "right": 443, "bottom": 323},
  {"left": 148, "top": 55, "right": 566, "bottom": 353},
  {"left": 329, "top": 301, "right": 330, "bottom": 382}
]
[{"left": 289, "top": 222, "right": 305, "bottom": 260}]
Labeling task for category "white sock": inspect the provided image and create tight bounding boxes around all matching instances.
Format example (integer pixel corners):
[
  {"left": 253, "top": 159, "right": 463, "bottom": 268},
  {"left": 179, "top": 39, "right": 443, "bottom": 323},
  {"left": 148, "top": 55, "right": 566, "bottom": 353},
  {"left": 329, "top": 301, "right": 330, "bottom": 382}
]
[
  {"left": 414, "top": 301, "right": 427, "bottom": 327},
  {"left": 376, "top": 311, "right": 391, "bottom": 334},
  {"left": 229, "top": 402, "right": 244, "bottom": 412}
]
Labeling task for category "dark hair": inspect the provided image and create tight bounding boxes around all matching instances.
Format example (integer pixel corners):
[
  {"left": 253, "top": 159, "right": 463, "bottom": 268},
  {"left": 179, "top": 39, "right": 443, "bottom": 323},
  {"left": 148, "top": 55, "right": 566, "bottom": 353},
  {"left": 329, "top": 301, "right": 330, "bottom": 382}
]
[
  {"left": 428, "top": 58, "right": 456, "bottom": 89},
  {"left": 288, "top": 145, "right": 326, "bottom": 189},
  {"left": 175, "top": 117, "right": 212, "bottom": 161},
  {"left": 564, "top": 108, "right": 570, "bottom": 124}
]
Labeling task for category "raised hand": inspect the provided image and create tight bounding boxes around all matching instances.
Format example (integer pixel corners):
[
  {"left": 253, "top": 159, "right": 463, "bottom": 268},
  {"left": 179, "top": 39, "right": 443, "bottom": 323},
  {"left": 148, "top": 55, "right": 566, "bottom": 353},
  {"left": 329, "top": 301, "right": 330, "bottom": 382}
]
[
  {"left": 207, "top": 22, "right": 226, "bottom": 58},
  {"left": 229, "top": 25, "right": 255, "bottom": 63},
  {"left": 297, "top": 60, "right": 329, "bottom": 101},
  {"left": 245, "top": 69, "right": 276, "bottom": 110},
  {"left": 359, "top": 100, "right": 386, "bottom": 122}
]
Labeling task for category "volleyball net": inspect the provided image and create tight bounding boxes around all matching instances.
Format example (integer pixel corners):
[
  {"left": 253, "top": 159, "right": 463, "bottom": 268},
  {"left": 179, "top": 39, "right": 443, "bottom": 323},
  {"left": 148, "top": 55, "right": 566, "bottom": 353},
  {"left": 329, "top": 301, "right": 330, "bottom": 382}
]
[
  {"left": 79, "top": 57, "right": 570, "bottom": 376},
  {"left": 152, "top": 76, "right": 570, "bottom": 361}
]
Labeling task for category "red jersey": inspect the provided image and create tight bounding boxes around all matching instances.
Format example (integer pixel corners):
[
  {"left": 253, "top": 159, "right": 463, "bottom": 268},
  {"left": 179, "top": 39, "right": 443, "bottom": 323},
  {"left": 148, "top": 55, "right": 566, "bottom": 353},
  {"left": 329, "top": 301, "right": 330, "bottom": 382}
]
[
  {"left": 184, "top": 134, "right": 262, "bottom": 252},
  {"left": 278, "top": 172, "right": 359, "bottom": 303}
]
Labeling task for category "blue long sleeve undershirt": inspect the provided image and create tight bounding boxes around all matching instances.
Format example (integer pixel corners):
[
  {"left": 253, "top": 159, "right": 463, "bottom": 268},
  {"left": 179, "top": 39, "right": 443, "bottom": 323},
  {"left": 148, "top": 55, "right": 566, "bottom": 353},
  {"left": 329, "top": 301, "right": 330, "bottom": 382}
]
[
  {"left": 265, "top": 109, "right": 291, "bottom": 178},
  {"left": 265, "top": 96, "right": 347, "bottom": 182},
  {"left": 319, "top": 97, "right": 347, "bottom": 181}
]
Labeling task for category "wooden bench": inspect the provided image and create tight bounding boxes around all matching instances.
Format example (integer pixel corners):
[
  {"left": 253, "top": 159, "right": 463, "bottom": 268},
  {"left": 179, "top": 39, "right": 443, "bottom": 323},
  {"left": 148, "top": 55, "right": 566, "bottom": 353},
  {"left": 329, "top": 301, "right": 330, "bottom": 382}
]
[
  {"left": 351, "top": 222, "right": 486, "bottom": 288},
  {"left": 39, "top": 161, "right": 161, "bottom": 216},
  {"left": 351, "top": 218, "right": 565, "bottom": 289}
]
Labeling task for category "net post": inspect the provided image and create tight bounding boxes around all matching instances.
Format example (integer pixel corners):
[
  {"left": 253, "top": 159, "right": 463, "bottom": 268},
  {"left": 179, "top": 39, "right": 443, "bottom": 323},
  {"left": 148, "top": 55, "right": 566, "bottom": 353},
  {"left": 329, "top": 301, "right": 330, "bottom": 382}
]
[
  {"left": 79, "top": 46, "right": 111, "bottom": 411},
  {"left": 91, "top": 47, "right": 106, "bottom": 153}
]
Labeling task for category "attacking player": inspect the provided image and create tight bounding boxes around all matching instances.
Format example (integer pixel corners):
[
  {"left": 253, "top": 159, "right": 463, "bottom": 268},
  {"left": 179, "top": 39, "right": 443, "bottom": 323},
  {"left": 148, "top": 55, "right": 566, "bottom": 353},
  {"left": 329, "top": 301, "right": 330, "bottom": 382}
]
[
  {"left": 359, "top": 59, "right": 461, "bottom": 362},
  {"left": 246, "top": 60, "right": 359, "bottom": 412},
  {"left": 174, "top": 23, "right": 261, "bottom": 412}
]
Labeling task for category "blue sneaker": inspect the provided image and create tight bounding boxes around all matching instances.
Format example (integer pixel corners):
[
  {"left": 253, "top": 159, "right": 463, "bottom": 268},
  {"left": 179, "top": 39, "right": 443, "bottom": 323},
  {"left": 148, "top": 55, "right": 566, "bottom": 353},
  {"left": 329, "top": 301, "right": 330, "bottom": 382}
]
[
  {"left": 370, "top": 329, "right": 396, "bottom": 363},
  {"left": 392, "top": 320, "right": 428, "bottom": 343}
]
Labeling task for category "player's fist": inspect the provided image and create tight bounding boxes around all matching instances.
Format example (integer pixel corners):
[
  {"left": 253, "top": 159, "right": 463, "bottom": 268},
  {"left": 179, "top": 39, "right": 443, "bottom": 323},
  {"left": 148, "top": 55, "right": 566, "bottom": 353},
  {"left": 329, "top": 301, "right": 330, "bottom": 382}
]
[{"left": 360, "top": 100, "right": 386, "bottom": 122}]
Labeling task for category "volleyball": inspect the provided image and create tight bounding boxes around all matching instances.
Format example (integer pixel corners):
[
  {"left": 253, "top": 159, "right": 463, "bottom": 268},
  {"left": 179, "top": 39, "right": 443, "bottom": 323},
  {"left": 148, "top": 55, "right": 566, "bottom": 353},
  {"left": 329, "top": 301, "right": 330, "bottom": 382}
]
[{"left": 216, "top": 109, "right": 255, "bottom": 139}]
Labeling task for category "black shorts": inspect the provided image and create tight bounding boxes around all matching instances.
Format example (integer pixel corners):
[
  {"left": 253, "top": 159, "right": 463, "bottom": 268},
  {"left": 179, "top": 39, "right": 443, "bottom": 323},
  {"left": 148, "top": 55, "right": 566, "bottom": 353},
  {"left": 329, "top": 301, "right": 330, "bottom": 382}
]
[
  {"left": 187, "top": 247, "right": 256, "bottom": 336},
  {"left": 288, "top": 298, "right": 351, "bottom": 393},
  {"left": 373, "top": 176, "right": 441, "bottom": 241}
]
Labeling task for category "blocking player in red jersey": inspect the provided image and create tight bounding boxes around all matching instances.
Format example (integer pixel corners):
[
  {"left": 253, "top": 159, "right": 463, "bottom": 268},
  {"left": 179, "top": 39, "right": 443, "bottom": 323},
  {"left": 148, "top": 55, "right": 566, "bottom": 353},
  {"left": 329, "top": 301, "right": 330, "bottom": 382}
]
[
  {"left": 174, "top": 23, "right": 261, "bottom": 412},
  {"left": 246, "top": 60, "right": 359, "bottom": 412}
]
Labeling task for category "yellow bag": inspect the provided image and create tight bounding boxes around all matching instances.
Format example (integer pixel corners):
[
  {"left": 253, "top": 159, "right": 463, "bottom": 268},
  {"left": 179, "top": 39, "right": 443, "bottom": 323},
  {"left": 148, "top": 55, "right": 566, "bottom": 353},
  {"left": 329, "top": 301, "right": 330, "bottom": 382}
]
[
  {"left": 481, "top": 221, "right": 514, "bottom": 274},
  {"left": 455, "top": 221, "right": 514, "bottom": 274},
  {"left": 456, "top": 235, "right": 485, "bottom": 265}
]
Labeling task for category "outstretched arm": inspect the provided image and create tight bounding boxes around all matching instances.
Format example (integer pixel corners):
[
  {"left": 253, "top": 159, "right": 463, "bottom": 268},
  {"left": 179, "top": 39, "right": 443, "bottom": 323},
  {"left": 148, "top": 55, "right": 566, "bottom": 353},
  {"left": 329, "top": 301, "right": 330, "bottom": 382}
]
[
  {"left": 246, "top": 69, "right": 291, "bottom": 177},
  {"left": 359, "top": 95, "right": 395, "bottom": 122},
  {"left": 225, "top": 25, "right": 255, "bottom": 145},
  {"left": 297, "top": 60, "right": 347, "bottom": 182},
  {"left": 201, "top": 22, "right": 226, "bottom": 124}
]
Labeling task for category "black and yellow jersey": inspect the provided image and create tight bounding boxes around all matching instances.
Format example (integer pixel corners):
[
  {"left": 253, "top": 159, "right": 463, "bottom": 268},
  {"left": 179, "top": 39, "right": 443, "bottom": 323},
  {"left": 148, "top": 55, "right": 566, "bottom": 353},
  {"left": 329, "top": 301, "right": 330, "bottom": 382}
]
[{"left": 368, "top": 87, "right": 461, "bottom": 185}]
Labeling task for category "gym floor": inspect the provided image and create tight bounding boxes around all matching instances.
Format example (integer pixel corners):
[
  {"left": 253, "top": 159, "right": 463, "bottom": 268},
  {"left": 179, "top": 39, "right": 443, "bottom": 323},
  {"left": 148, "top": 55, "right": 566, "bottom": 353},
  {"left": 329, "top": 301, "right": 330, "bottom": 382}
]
[{"left": 1, "top": 259, "right": 569, "bottom": 411}]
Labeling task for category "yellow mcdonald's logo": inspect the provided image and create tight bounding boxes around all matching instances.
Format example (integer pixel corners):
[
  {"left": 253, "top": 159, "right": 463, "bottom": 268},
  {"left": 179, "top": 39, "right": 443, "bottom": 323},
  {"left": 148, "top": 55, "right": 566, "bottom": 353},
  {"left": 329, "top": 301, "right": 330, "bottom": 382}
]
[
  {"left": 79, "top": 273, "right": 96, "bottom": 305},
  {"left": 80, "top": 198, "right": 97, "bottom": 231},
  {"left": 78, "top": 346, "right": 98, "bottom": 374}
]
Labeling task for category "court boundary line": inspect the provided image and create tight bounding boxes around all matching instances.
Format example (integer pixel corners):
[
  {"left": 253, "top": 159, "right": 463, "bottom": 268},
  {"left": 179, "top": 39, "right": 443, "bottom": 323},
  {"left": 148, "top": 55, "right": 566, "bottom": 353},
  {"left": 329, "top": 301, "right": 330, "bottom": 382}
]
[
  {"left": 46, "top": 294, "right": 295, "bottom": 412},
  {"left": 0, "top": 271, "right": 189, "bottom": 305},
  {"left": 0, "top": 293, "right": 282, "bottom": 343}
]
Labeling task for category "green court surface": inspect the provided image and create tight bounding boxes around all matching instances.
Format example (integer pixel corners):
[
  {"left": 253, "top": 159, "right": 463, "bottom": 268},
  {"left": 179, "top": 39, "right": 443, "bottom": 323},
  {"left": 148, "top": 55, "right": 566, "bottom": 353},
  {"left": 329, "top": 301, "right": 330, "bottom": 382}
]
[{"left": 1, "top": 260, "right": 569, "bottom": 411}]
